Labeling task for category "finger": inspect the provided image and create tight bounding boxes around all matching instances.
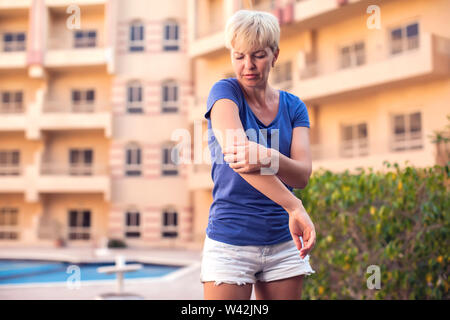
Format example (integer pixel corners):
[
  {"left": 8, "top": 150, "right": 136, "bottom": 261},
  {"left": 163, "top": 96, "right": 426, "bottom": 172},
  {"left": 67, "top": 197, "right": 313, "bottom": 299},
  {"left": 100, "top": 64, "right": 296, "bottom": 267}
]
[
  {"left": 292, "top": 234, "right": 303, "bottom": 251},
  {"left": 234, "top": 167, "right": 250, "bottom": 173},
  {"left": 300, "top": 230, "right": 315, "bottom": 257},
  {"left": 223, "top": 145, "right": 246, "bottom": 155},
  {"left": 228, "top": 160, "right": 246, "bottom": 169},
  {"left": 224, "top": 152, "right": 246, "bottom": 162}
]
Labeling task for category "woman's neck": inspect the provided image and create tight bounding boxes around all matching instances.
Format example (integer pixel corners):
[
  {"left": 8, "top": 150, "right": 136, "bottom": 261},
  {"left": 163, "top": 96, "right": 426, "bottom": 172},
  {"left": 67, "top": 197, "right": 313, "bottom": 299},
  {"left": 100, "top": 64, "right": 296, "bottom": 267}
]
[{"left": 238, "top": 81, "right": 277, "bottom": 109}]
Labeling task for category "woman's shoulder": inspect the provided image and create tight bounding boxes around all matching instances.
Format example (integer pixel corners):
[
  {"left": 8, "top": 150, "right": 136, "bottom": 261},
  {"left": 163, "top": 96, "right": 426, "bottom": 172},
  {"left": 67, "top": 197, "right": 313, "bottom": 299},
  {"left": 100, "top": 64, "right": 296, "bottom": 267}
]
[
  {"left": 210, "top": 77, "right": 240, "bottom": 91},
  {"left": 208, "top": 78, "right": 242, "bottom": 101},
  {"left": 281, "top": 90, "right": 306, "bottom": 107}
]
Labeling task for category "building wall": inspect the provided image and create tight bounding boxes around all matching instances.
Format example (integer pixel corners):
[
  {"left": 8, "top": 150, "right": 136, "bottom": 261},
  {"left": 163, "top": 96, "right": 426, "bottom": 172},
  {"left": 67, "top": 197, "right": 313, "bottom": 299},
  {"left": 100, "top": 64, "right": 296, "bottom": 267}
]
[{"left": 0, "top": 0, "right": 449, "bottom": 248}]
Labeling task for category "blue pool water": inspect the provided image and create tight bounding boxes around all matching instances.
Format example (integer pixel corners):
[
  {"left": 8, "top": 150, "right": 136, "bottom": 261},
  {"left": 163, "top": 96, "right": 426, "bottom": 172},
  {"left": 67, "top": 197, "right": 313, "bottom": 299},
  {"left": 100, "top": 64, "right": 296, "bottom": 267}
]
[{"left": 0, "top": 260, "right": 181, "bottom": 285}]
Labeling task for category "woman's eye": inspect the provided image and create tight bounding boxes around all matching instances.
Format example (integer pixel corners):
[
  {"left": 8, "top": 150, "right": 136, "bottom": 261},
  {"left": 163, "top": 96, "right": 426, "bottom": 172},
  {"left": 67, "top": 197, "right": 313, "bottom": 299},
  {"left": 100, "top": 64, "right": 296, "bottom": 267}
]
[{"left": 255, "top": 55, "right": 265, "bottom": 59}]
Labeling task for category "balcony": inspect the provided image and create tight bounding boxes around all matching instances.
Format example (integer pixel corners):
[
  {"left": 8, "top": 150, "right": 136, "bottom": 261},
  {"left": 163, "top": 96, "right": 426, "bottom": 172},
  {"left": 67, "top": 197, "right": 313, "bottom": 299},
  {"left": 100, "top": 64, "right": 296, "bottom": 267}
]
[
  {"left": 41, "top": 101, "right": 112, "bottom": 138},
  {"left": 45, "top": 40, "right": 109, "bottom": 69},
  {"left": 45, "top": 1, "right": 108, "bottom": 70},
  {"left": 295, "top": 33, "right": 450, "bottom": 103},
  {"left": 0, "top": 0, "right": 32, "bottom": 9},
  {"left": 38, "top": 162, "right": 110, "bottom": 200},
  {"left": 0, "top": 165, "right": 26, "bottom": 193},
  {"left": 0, "top": 31, "right": 27, "bottom": 70},
  {"left": 310, "top": 135, "right": 429, "bottom": 174},
  {"left": 45, "top": 0, "right": 106, "bottom": 8}
]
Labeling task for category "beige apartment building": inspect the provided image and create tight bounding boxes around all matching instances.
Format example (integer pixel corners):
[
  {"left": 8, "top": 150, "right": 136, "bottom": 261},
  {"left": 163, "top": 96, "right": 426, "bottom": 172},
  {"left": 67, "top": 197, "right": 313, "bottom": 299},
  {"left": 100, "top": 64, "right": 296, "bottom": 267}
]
[{"left": 0, "top": 0, "right": 449, "bottom": 248}]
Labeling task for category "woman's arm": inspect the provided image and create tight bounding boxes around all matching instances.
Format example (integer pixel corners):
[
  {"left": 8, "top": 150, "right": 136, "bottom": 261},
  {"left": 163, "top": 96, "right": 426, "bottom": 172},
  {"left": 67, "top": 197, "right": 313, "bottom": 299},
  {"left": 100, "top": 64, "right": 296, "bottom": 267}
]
[
  {"left": 272, "top": 126, "right": 313, "bottom": 189},
  {"left": 210, "top": 98, "right": 301, "bottom": 212},
  {"left": 210, "top": 98, "right": 316, "bottom": 257}
]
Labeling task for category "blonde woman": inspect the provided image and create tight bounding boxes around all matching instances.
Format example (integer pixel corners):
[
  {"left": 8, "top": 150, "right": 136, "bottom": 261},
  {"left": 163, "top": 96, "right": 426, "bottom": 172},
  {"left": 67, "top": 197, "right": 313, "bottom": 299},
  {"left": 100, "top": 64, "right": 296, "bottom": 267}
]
[{"left": 200, "top": 10, "right": 316, "bottom": 300}]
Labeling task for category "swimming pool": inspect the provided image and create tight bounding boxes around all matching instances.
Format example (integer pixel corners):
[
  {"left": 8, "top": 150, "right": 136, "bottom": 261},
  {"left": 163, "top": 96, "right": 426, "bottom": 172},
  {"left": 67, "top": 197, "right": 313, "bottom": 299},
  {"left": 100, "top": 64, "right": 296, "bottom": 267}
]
[{"left": 0, "top": 259, "right": 181, "bottom": 285}]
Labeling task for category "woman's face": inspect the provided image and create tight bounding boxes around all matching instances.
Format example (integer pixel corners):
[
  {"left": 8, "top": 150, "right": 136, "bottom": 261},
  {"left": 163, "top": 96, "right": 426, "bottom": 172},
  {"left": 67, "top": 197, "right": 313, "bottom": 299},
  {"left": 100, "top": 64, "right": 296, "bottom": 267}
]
[{"left": 231, "top": 46, "right": 279, "bottom": 88}]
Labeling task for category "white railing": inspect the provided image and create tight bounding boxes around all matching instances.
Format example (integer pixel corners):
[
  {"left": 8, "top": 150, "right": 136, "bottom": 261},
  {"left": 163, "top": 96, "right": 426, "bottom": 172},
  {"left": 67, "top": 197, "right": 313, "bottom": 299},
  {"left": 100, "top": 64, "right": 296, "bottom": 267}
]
[
  {"left": 40, "top": 163, "right": 108, "bottom": 175},
  {"left": 0, "top": 102, "right": 24, "bottom": 113},
  {"left": 340, "top": 138, "right": 369, "bottom": 158},
  {"left": 298, "top": 34, "right": 427, "bottom": 80},
  {"left": 47, "top": 36, "right": 105, "bottom": 50},
  {"left": 43, "top": 101, "right": 110, "bottom": 113},
  {"left": 310, "top": 135, "right": 424, "bottom": 161},
  {"left": 0, "top": 166, "right": 21, "bottom": 175}
]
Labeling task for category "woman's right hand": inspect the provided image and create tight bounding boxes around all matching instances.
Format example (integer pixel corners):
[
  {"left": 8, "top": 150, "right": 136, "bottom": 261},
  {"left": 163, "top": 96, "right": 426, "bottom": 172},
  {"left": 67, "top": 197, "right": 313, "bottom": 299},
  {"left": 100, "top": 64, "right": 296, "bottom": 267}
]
[{"left": 287, "top": 201, "right": 316, "bottom": 259}]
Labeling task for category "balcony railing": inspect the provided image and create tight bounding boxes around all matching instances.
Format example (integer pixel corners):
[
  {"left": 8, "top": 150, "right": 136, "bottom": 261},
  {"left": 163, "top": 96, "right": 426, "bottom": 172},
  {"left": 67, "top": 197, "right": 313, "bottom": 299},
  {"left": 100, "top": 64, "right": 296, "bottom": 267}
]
[
  {"left": 43, "top": 101, "right": 110, "bottom": 113},
  {"left": 311, "top": 135, "right": 424, "bottom": 161},
  {"left": 0, "top": 165, "right": 21, "bottom": 175},
  {"left": 47, "top": 36, "right": 105, "bottom": 50},
  {"left": 340, "top": 138, "right": 369, "bottom": 158},
  {"left": 390, "top": 131, "right": 423, "bottom": 151},
  {"left": 0, "top": 102, "right": 24, "bottom": 114},
  {"left": 299, "top": 35, "right": 423, "bottom": 80},
  {"left": 40, "top": 163, "right": 108, "bottom": 175}
]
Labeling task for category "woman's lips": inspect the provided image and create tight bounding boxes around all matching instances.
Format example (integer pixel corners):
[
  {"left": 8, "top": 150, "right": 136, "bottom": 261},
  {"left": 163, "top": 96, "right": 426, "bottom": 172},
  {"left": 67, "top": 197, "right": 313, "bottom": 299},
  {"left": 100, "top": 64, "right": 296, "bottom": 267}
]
[{"left": 244, "top": 74, "right": 258, "bottom": 79}]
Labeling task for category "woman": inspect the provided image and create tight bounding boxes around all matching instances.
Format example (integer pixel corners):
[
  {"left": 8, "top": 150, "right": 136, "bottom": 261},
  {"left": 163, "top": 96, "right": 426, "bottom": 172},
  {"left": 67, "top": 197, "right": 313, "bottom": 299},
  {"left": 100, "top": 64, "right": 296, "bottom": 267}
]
[{"left": 200, "top": 10, "right": 316, "bottom": 300}]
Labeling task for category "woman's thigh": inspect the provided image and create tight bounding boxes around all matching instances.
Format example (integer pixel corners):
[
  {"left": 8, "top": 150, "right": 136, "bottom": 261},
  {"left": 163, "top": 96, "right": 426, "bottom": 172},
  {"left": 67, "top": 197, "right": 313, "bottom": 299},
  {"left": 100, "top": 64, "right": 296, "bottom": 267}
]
[
  {"left": 254, "top": 275, "right": 303, "bottom": 300},
  {"left": 204, "top": 282, "right": 253, "bottom": 300}
]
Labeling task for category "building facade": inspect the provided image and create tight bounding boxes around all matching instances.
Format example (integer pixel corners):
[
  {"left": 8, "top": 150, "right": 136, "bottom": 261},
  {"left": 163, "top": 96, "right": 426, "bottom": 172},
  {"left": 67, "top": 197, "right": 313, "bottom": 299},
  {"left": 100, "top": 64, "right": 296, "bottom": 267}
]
[{"left": 0, "top": 0, "right": 449, "bottom": 248}]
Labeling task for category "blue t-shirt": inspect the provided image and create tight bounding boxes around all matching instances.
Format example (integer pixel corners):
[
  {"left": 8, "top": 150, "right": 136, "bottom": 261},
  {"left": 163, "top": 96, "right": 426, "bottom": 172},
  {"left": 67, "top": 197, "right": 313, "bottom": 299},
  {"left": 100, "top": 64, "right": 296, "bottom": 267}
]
[{"left": 204, "top": 78, "right": 310, "bottom": 246}]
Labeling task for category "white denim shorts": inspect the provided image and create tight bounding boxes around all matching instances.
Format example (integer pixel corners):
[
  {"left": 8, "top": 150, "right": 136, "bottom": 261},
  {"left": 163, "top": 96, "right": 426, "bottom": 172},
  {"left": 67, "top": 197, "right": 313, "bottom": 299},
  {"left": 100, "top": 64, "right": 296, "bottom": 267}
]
[{"left": 200, "top": 235, "right": 316, "bottom": 286}]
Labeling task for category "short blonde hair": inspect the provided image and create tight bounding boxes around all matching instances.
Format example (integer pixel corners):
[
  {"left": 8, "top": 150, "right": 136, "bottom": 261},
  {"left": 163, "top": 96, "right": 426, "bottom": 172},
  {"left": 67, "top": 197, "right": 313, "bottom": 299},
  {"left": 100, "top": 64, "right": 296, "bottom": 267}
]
[{"left": 225, "top": 10, "right": 280, "bottom": 54}]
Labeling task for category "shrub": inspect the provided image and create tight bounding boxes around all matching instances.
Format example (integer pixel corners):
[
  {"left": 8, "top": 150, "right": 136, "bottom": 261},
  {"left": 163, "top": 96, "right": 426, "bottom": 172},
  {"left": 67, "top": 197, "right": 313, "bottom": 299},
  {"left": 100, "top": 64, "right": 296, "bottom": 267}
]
[
  {"left": 297, "top": 161, "right": 449, "bottom": 300},
  {"left": 107, "top": 238, "right": 127, "bottom": 248}
]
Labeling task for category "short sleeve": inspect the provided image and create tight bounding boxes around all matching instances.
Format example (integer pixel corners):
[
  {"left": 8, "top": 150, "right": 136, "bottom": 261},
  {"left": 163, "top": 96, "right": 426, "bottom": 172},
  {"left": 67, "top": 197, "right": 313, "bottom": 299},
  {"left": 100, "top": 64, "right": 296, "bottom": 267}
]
[
  {"left": 204, "top": 79, "right": 241, "bottom": 120},
  {"left": 292, "top": 99, "right": 310, "bottom": 128}
]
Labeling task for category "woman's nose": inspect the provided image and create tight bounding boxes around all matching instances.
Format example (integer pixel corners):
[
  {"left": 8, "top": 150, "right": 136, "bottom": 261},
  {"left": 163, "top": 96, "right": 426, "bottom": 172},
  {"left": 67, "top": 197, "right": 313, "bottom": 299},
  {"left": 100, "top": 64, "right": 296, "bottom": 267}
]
[{"left": 244, "top": 56, "right": 255, "bottom": 69}]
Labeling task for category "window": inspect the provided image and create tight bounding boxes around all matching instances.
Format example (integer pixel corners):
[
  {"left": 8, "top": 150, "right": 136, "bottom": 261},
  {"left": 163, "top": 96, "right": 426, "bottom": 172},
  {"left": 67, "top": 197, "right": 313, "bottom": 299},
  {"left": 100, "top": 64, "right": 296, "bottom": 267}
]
[
  {"left": 1, "top": 91, "right": 23, "bottom": 113},
  {"left": 0, "top": 150, "right": 20, "bottom": 175},
  {"left": 68, "top": 209, "right": 91, "bottom": 240},
  {"left": 0, "top": 208, "right": 19, "bottom": 240},
  {"left": 125, "top": 210, "right": 140, "bottom": 238},
  {"left": 71, "top": 89, "right": 95, "bottom": 112},
  {"left": 69, "top": 149, "right": 93, "bottom": 175},
  {"left": 340, "top": 123, "right": 368, "bottom": 157},
  {"left": 127, "top": 81, "right": 143, "bottom": 113},
  {"left": 162, "top": 145, "right": 178, "bottom": 176},
  {"left": 125, "top": 143, "right": 142, "bottom": 176},
  {"left": 340, "top": 41, "right": 365, "bottom": 69},
  {"left": 129, "top": 21, "right": 145, "bottom": 52},
  {"left": 163, "top": 20, "right": 179, "bottom": 51},
  {"left": 162, "top": 209, "right": 178, "bottom": 238},
  {"left": 73, "top": 30, "right": 97, "bottom": 48},
  {"left": 391, "top": 112, "right": 423, "bottom": 151},
  {"left": 2, "top": 32, "right": 26, "bottom": 52},
  {"left": 161, "top": 81, "right": 178, "bottom": 113},
  {"left": 390, "top": 22, "right": 419, "bottom": 55}
]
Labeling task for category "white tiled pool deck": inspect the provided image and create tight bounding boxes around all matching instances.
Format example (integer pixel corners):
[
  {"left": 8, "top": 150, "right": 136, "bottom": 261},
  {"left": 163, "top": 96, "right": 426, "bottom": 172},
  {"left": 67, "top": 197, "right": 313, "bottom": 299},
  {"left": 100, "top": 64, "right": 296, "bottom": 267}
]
[{"left": 0, "top": 246, "right": 204, "bottom": 300}]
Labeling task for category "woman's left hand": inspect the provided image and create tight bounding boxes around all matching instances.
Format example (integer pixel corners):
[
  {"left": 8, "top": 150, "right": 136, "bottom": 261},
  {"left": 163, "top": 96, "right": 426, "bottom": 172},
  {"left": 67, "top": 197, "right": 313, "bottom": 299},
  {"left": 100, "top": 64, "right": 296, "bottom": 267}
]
[{"left": 223, "top": 140, "right": 272, "bottom": 174}]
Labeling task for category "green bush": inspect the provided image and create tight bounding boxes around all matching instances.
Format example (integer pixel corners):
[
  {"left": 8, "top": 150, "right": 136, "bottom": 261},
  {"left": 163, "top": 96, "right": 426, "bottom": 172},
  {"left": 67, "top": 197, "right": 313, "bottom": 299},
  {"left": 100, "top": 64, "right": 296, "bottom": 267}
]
[
  {"left": 107, "top": 238, "right": 127, "bottom": 248},
  {"left": 296, "top": 161, "right": 449, "bottom": 300}
]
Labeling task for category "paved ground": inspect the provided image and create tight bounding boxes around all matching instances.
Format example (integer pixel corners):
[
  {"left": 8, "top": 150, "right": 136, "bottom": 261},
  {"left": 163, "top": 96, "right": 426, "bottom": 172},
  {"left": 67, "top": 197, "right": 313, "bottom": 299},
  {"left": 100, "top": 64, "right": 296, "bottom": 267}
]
[{"left": 0, "top": 246, "right": 206, "bottom": 300}]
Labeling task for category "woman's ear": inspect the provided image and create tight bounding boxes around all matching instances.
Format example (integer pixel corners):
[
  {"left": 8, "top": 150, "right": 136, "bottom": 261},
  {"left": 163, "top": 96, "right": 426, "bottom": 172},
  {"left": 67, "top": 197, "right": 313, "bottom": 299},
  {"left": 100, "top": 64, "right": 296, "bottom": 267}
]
[{"left": 272, "top": 48, "right": 280, "bottom": 67}]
